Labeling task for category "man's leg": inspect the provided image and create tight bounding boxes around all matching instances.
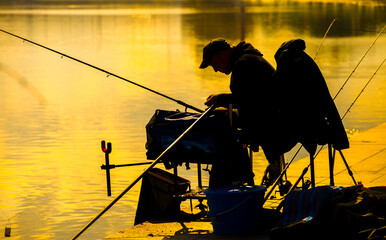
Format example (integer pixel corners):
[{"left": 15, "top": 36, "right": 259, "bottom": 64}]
[{"left": 261, "top": 153, "right": 284, "bottom": 187}]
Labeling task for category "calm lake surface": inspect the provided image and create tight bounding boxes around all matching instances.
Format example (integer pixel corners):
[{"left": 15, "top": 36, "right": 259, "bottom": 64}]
[{"left": 0, "top": 1, "right": 385, "bottom": 239}]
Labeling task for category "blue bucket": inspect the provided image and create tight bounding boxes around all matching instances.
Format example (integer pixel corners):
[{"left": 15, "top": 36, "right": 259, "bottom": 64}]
[{"left": 204, "top": 185, "right": 266, "bottom": 235}]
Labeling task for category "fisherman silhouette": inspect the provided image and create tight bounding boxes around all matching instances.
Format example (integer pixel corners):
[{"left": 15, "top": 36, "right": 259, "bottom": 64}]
[
  {"left": 200, "top": 39, "right": 349, "bottom": 187},
  {"left": 200, "top": 39, "right": 278, "bottom": 187},
  {"left": 271, "top": 39, "right": 349, "bottom": 157}
]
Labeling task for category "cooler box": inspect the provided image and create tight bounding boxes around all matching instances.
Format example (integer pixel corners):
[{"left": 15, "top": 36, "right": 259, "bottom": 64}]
[{"left": 204, "top": 185, "right": 266, "bottom": 235}]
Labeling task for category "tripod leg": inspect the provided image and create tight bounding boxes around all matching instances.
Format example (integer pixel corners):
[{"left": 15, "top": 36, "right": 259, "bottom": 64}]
[
  {"left": 328, "top": 144, "right": 335, "bottom": 186},
  {"left": 197, "top": 163, "right": 202, "bottom": 189},
  {"left": 338, "top": 150, "right": 357, "bottom": 185},
  {"left": 279, "top": 154, "right": 286, "bottom": 180},
  {"left": 310, "top": 154, "right": 315, "bottom": 188}
]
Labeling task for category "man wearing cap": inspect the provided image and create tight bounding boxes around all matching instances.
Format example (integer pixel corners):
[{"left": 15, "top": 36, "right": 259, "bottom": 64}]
[{"left": 200, "top": 39, "right": 281, "bottom": 186}]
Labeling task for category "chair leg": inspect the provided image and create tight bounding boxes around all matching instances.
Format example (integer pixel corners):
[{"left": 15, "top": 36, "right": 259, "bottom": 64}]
[
  {"left": 310, "top": 154, "right": 315, "bottom": 188},
  {"left": 279, "top": 154, "right": 286, "bottom": 180},
  {"left": 328, "top": 144, "right": 335, "bottom": 186},
  {"left": 197, "top": 163, "right": 202, "bottom": 189},
  {"left": 338, "top": 150, "right": 357, "bottom": 185}
]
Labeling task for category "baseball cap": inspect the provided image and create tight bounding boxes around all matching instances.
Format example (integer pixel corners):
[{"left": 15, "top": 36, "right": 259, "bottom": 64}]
[{"left": 199, "top": 39, "right": 230, "bottom": 69}]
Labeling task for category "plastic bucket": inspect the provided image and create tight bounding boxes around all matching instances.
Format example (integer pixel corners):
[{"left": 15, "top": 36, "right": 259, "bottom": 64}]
[{"left": 204, "top": 185, "right": 266, "bottom": 235}]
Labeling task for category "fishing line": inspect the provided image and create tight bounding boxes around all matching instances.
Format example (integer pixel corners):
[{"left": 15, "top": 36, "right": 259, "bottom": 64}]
[{"left": 0, "top": 29, "right": 204, "bottom": 113}]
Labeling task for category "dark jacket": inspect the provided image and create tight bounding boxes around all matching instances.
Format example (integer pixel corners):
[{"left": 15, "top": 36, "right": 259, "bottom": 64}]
[
  {"left": 273, "top": 39, "right": 349, "bottom": 153},
  {"left": 216, "top": 41, "right": 277, "bottom": 146}
]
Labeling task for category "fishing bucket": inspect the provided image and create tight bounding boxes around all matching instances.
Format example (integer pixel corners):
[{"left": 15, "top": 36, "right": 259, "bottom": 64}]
[{"left": 204, "top": 185, "right": 266, "bottom": 235}]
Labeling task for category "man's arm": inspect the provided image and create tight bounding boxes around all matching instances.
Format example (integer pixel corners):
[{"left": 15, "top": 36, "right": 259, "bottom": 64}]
[{"left": 205, "top": 93, "right": 232, "bottom": 107}]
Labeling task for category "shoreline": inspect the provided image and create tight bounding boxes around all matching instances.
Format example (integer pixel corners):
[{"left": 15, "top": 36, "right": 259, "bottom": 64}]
[{"left": 0, "top": 0, "right": 384, "bottom": 10}]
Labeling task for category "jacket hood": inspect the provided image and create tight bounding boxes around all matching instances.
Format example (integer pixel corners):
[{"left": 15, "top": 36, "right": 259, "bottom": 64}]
[
  {"left": 274, "top": 39, "right": 306, "bottom": 62},
  {"left": 231, "top": 41, "right": 263, "bottom": 63}
]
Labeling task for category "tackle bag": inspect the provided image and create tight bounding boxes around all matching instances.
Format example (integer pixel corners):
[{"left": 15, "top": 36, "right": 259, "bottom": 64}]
[
  {"left": 270, "top": 185, "right": 386, "bottom": 240},
  {"left": 145, "top": 109, "right": 233, "bottom": 164}
]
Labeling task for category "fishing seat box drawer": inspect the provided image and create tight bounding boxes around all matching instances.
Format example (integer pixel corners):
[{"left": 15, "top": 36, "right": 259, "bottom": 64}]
[{"left": 145, "top": 109, "right": 233, "bottom": 164}]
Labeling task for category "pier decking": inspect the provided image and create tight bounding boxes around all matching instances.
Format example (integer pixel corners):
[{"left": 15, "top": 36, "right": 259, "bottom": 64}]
[{"left": 103, "top": 122, "right": 385, "bottom": 240}]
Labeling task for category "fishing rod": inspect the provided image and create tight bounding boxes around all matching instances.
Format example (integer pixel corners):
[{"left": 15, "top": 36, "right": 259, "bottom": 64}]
[
  {"left": 263, "top": 24, "right": 385, "bottom": 203},
  {"left": 263, "top": 19, "right": 338, "bottom": 201},
  {"left": 340, "top": 57, "right": 385, "bottom": 120},
  {"left": 0, "top": 29, "right": 204, "bottom": 113},
  {"left": 294, "top": 24, "right": 384, "bottom": 160},
  {"left": 333, "top": 24, "right": 385, "bottom": 100},
  {"left": 314, "top": 17, "right": 336, "bottom": 60},
  {"left": 307, "top": 58, "right": 384, "bottom": 183},
  {"left": 264, "top": 57, "right": 385, "bottom": 204},
  {"left": 71, "top": 105, "right": 214, "bottom": 240},
  {"left": 303, "top": 56, "right": 384, "bottom": 186}
]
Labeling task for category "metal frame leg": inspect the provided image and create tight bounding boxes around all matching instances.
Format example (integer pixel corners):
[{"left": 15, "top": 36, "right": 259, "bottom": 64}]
[
  {"left": 197, "top": 163, "right": 202, "bottom": 189},
  {"left": 338, "top": 150, "right": 357, "bottom": 185},
  {"left": 328, "top": 144, "right": 335, "bottom": 186},
  {"left": 310, "top": 154, "right": 315, "bottom": 188}
]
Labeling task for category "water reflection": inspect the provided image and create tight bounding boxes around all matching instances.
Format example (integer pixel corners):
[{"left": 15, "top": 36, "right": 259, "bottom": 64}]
[
  {"left": 0, "top": 1, "right": 384, "bottom": 239},
  {"left": 0, "top": 62, "right": 47, "bottom": 105}
]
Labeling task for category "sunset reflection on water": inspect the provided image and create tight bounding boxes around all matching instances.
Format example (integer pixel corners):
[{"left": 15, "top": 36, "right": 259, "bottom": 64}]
[{"left": 0, "top": 1, "right": 384, "bottom": 239}]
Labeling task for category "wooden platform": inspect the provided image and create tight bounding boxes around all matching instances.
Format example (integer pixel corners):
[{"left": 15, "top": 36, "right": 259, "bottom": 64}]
[{"left": 102, "top": 122, "right": 385, "bottom": 240}]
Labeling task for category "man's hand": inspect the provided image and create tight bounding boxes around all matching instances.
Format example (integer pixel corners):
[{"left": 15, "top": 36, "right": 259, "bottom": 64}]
[{"left": 205, "top": 94, "right": 219, "bottom": 106}]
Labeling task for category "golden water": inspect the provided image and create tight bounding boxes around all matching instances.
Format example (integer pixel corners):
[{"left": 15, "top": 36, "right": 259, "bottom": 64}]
[{"left": 0, "top": 1, "right": 384, "bottom": 239}]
